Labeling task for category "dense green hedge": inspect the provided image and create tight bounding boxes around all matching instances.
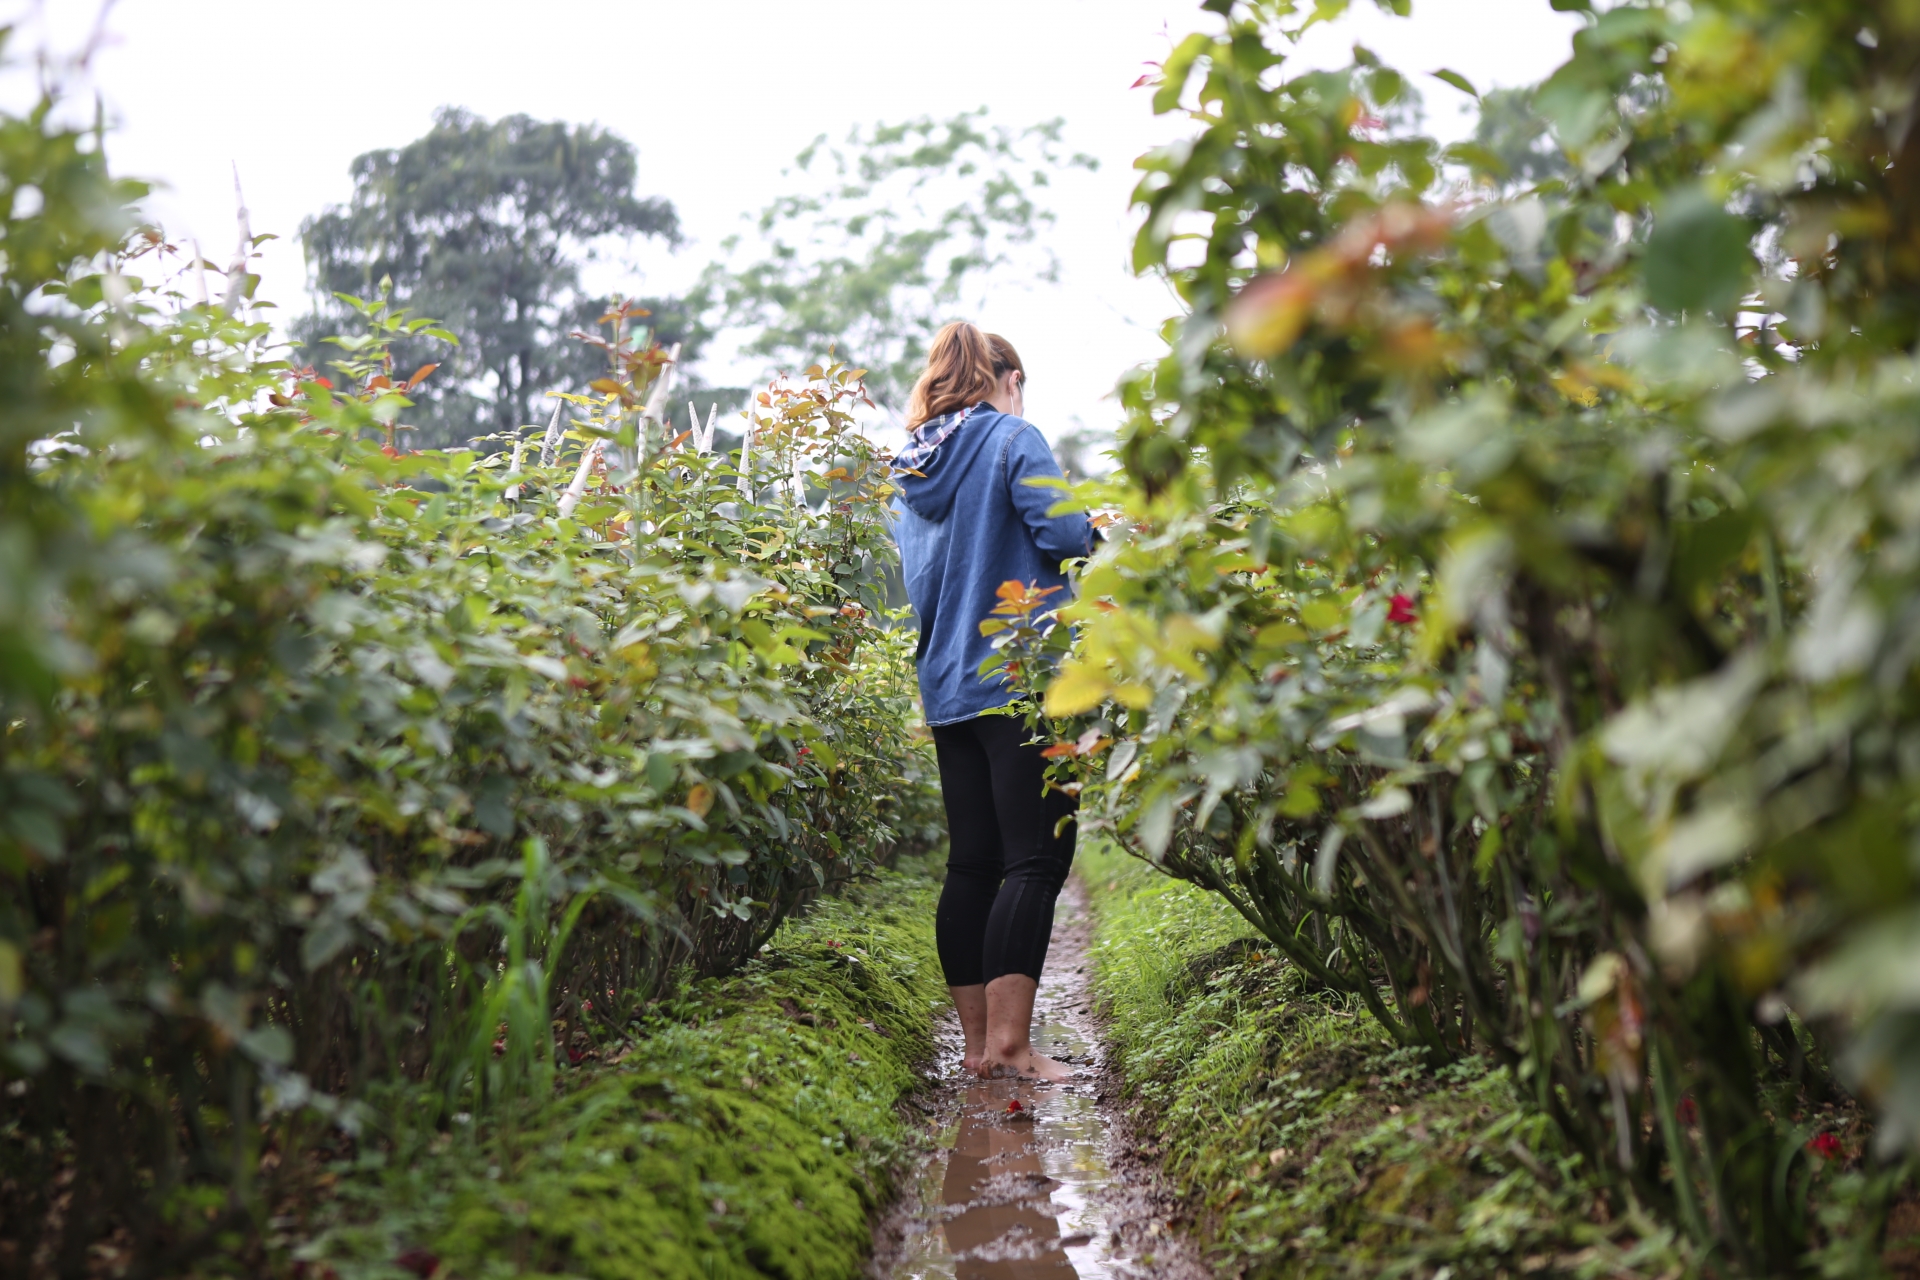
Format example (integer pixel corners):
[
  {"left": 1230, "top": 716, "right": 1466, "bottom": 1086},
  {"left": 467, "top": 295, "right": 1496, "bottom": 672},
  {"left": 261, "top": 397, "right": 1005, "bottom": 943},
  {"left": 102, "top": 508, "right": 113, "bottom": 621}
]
[
  {"left": 1083, "top": 841, "right": 1893, "bottom": 1278},
  {"left": 993, "top": 0, "right": 1920, "bottom": 1268},
  {"left": 0, "top": 98, "right": 940, "bottom": 1271},
  {"left": 297, "top": 864, "right": 947, "bottom": 1280}
]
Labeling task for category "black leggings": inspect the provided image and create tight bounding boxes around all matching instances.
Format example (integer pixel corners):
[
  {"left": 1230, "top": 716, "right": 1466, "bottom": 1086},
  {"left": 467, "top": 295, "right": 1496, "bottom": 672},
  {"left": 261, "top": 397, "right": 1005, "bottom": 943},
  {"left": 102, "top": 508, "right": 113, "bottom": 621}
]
[{"left": 930, "top": 714, "right": 1078, "bottom": 987}]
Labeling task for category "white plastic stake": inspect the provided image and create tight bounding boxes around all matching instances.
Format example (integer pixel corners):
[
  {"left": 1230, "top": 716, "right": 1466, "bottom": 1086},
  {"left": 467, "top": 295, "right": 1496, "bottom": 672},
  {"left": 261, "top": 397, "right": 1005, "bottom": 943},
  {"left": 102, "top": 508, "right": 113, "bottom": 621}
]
[
  {"left": 190, "top": 238, "right": 210, "bottom": 308},
  {"left": 505, "top": 437, "right": 527, "bottom": 502},
  {"left": 221, "top": 165, "right": 252, "bottom": 316},
  {"left": 538, "top": 401, "right": 565, "bottom": 467},
  {"left": 556, "top": 440, "right": 602, "bottom": 521},
  {"left": 736, "top": 421, "right": 754, "bottom": 498},
  {"left": 642, "top": 341, "right": 683, "bottom": 424}
]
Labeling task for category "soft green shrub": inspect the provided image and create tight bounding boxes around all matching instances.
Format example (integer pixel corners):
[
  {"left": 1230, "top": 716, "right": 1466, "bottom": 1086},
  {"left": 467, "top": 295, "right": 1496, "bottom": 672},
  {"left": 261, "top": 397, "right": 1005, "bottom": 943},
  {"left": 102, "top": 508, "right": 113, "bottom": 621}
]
[
  {"left": 299, "top": 866, "right": 948, "bottom": 1280},
  {"left": 0, "top": 91, "right": 938, "bottom": 1269},
  {"left": 1001, "top": 0, "right": 1920, "bottom": 1269}
]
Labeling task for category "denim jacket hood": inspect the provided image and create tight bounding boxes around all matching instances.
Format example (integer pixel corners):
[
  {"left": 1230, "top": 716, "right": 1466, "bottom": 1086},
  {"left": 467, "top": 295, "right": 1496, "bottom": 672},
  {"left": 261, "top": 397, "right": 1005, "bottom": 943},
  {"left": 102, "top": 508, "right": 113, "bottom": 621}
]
[{"left": 892, "top": 407, "right": 1094, "bottom": 726}]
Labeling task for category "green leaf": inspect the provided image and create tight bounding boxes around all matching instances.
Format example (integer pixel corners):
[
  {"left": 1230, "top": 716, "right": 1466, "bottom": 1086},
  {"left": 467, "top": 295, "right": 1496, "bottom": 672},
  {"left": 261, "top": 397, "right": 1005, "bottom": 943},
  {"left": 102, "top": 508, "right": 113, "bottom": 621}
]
[
  {"left": 1645, "top": 189, "right": 1752, "bottom": 314},
  {"left": 240, "top": 1025, "right": 295, "bottom": 1068},
  {"left": 301, "top": 918, "right": 355, "bottom": 971}
]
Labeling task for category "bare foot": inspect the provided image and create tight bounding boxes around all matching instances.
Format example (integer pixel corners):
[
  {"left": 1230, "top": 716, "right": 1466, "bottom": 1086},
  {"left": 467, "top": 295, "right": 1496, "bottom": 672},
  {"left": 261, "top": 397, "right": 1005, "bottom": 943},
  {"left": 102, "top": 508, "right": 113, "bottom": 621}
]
[
  {"left": 960, "top": 1053, "right": 985, "bottom": 1077},
  {"left": 982, "top": 1049, "right": 1074, "bottom": 1082}
]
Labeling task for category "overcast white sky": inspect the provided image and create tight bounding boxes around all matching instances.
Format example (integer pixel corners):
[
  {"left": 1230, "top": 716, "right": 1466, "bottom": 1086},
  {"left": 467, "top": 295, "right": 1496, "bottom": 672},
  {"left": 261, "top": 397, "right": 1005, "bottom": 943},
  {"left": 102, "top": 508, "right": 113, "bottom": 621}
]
[{"left": 10, "top": 0, "right": 1582, "bottom": 441}]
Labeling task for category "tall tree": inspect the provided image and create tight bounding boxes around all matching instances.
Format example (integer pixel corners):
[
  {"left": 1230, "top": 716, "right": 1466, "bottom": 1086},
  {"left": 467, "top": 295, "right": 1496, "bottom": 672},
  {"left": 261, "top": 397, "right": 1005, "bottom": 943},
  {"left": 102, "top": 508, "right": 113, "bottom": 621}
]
[
  {"left": 299, "top": 108, "right": 685, "bottom": 445},
  {"left": 693, "top": 111, "right": 1096, "bottom": 413}
]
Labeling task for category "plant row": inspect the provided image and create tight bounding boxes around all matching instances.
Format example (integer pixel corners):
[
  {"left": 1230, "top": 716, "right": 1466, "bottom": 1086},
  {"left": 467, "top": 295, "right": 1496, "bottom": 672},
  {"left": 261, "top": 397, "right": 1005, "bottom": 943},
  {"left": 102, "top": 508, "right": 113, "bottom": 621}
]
[
  {"left": 997, "top": 1, "right": 1920, "bottom": 1271},
  {"left": 1083, "top": 840, "right": 1888, "bottom": 1277},
  {"left": 300, "top": 864, "right": 948, "bottom": 1280},
  {"left": 0, "top": 104, "right": 938, "bottom": 1273}
]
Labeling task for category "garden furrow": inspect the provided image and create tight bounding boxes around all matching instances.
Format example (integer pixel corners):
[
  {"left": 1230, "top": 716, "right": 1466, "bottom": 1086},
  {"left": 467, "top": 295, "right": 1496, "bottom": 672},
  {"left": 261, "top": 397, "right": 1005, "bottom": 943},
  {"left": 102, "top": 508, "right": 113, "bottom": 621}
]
[{"left": 869, "top": 875, "right": 1206, "bottom": 1280}]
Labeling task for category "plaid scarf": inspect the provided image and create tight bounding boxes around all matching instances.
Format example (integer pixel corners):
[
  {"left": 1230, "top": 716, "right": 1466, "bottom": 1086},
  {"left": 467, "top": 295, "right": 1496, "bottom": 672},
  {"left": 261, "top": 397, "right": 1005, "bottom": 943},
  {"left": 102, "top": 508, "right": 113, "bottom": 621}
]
[{"left": 894, "top": 401, "right": 987, "bottom": 473}]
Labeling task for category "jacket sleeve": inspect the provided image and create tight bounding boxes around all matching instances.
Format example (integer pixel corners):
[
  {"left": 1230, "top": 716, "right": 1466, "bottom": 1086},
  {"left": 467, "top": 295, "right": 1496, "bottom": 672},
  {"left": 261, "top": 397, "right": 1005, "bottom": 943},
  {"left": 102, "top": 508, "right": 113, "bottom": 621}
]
[{"left": 1004, "top": 425, "right": 1095, "bottom": 564}]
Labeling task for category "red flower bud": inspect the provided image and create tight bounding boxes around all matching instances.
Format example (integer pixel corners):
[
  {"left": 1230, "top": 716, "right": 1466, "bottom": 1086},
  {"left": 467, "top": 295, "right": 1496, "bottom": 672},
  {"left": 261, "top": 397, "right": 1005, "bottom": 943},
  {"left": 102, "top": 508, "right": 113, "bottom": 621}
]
[{"left": 396, "top": 1249, "right": 439, "bottom": 1278}]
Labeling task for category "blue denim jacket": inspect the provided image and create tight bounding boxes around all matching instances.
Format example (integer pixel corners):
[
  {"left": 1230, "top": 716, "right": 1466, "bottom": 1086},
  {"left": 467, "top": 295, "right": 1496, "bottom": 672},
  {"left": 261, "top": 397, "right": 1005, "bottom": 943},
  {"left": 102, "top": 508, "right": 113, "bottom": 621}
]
[{"left": 892, "top": 406, "right": 1094, "bottom": 726}]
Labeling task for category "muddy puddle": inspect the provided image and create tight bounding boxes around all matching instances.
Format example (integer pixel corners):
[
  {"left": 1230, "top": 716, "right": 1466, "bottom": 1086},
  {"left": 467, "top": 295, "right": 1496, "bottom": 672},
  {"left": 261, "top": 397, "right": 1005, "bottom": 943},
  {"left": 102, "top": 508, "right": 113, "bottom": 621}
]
[{"left": 871, "top": 879, "right": 1203, "bottom": 1280}]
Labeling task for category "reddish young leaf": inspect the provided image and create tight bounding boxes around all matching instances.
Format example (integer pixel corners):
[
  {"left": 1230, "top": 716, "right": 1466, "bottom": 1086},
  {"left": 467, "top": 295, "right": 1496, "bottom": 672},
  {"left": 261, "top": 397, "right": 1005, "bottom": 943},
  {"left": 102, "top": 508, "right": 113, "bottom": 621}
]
[{"left": 395, "top": 1248, "right": 439, "bottom": 1277}]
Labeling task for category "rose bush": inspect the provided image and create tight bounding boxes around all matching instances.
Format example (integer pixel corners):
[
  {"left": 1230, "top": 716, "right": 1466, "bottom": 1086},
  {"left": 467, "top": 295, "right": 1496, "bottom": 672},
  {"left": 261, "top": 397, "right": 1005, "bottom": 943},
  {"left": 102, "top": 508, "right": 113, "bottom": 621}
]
[
  {"left": 998, "top": 0, "right": 1920, "bottom": 1269},
  {"left": 0, "top": 96, "right": 937, "bottom": 1271}
]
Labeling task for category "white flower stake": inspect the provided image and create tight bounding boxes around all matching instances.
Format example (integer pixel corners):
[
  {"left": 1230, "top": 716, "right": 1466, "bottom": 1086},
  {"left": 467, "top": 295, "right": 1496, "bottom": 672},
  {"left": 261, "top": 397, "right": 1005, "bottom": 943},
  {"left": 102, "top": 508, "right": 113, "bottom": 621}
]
[
  {"left": 505, "top": 435, "right": 527, "bottom": 502},
  {"left": 690, "top": 402, "right": 719, "bottom": 455},
  {"left": 222, "top": 166, "right": 252, "bottom": 318},
  {"left": 635, "top": 342, "right": 682, "bottom": 465},
  {"left": 736, "top": 418, "right": 754, "bottom": 499},
  {"left": 555, "top": 438, "right": 601, "bottom": 521},
  {"left": 191, "top": 238, "right": 210, "bottom": 308},
  {"left": 538, "top": 401, "right": 565, "bottom": 467}
]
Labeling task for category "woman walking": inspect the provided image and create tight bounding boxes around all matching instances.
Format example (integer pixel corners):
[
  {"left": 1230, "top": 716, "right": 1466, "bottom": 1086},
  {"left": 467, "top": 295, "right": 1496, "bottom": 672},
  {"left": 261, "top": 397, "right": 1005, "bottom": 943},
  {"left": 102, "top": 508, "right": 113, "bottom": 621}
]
[{"left": 892, "top": 322, "right": 1095, "bottom": 1082}]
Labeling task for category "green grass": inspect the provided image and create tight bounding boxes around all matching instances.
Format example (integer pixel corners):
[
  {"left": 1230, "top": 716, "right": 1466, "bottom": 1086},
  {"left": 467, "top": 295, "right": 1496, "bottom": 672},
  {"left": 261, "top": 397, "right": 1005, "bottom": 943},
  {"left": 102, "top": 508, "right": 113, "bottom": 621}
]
[
  {"left": 1082, "top": 842, "right": 1690, "bottom": 1280},
  {"left": 298, "top": 862, "right": 948, "bottom": 1280}
]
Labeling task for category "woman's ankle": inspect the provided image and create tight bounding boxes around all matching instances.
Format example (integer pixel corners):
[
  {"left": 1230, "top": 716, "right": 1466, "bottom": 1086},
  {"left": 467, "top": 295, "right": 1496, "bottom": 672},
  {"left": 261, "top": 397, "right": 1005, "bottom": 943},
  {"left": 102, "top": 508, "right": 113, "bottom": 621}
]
[{"left": 986, "top": 1033, "right": 1030, "bottom": 1061}]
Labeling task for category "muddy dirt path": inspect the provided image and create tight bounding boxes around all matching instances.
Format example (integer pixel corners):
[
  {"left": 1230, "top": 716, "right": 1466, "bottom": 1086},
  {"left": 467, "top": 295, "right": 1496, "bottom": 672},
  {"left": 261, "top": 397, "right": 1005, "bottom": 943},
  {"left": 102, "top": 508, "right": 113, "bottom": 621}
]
[{"left": 869, "top": 877, "right": 1207, "bottom": 1280}]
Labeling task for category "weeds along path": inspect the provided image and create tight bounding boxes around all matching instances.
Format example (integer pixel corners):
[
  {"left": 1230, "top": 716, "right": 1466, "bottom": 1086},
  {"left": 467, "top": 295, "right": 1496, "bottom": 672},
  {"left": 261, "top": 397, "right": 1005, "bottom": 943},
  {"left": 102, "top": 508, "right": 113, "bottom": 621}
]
[
  {"left": 1079, "top": 841, "right": 1718, "bottom": 1278},
  {"left": 295, "top": 866, "right": 952, "bottom": 1280},
  {"left": 871, "top": 876, "right": 1207, "bottom": 1280}
]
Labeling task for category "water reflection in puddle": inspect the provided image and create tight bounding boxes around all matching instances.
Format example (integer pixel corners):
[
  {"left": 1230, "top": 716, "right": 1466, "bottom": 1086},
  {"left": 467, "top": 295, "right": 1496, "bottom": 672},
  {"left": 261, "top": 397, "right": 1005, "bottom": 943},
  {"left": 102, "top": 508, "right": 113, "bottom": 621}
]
[
  {"left": 887, "top": 908, "right": 1132, "bottom": 1280},
  {"left": 920, "top": 1072, "right": 1119, "bottom": 1280}
]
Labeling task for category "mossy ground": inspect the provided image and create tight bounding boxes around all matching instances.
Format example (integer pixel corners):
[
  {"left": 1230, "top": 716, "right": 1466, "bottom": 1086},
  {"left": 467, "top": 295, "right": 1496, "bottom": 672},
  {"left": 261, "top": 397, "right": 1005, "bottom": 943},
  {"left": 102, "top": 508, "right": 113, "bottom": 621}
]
[
  {"left": 1082, "top": 843, "right": 1917, "bottom": 1278},
  {"left": 1082, "top": 841, "right": 1694, "bottom": 1280},
  {"left": 299, "top": 861, "right": 947, "bottom": 1280}
]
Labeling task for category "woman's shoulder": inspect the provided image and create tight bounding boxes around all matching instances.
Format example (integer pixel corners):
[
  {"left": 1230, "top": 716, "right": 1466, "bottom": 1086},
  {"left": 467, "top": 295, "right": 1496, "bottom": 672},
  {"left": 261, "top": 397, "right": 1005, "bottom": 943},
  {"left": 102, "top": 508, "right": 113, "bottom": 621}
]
[{"left": 973, "top": 408, "right": 1042, "bottom": 443}]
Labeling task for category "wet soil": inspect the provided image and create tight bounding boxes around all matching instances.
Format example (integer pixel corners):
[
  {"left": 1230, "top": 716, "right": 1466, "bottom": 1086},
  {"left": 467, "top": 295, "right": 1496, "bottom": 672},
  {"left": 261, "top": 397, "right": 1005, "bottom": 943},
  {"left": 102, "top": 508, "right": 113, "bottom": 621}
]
[{"left": 869, "top": 877, "right": 1206, "bottom": 1280}]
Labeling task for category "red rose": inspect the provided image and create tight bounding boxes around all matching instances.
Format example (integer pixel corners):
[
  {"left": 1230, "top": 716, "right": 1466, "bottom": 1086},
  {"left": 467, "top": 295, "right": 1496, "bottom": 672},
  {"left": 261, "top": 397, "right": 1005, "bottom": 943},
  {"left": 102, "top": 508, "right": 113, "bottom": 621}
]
[
  {"left": 1808, "top": 1132, "right": 1842, "bottom": 1159},
  {"left": 1387, "top": 593, "right": 1418, "bottom": 625},
  {"left": 395, "top": 1248, "right": 439, "bottom": 1278}
]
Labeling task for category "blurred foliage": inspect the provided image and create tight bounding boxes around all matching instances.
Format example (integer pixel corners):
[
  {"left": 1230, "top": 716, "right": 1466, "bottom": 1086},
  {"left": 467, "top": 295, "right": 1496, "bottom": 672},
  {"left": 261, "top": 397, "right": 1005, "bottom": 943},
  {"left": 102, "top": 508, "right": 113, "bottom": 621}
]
[
  {"left": 0, "top": 91, "right": 938, "bottom": 1272},
  {"left": 691, "top": 110, "right": 1097, "bottom": 412},
  {"left": 995, "top": 0, "right": 1920, "bottom": 1271},
  {"left": 1466, "top": 86, "right": 1574, "bottom": 191},
  {"left": 297, "top": 108, "right": 689, "bottom": 447}
]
